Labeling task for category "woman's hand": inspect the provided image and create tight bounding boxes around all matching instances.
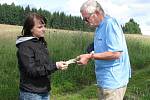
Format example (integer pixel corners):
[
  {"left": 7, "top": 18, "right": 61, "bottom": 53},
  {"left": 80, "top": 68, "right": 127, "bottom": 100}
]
[{"left": 56, "top": 61, "right": 68, "bottom": 70}]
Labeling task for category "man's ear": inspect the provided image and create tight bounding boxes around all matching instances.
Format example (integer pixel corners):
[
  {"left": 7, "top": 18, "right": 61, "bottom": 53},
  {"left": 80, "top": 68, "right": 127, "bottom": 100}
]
[
  {"left": 95, "top": 10, "right": 103, "bottom": 19},
  {"left": 92, "top": 10, "right": 99, "bottom": 18},
  {"left": 95, "top": 10, "right": 100, "bottom": 15}
]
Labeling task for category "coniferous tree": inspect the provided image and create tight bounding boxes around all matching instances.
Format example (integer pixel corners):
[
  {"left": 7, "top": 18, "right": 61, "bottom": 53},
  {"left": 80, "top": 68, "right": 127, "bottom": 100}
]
[{"left": 123, "top": 18, "right": 141, "bottom": 34}]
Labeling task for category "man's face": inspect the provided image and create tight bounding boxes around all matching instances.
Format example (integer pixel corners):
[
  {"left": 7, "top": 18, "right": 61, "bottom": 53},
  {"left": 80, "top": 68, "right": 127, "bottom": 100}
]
[
  {"left": 81, "top": 11, "right": 102, "bottom": 27},
  {"left": 81, "top": 10, "right": 100, "bottom": 27}
]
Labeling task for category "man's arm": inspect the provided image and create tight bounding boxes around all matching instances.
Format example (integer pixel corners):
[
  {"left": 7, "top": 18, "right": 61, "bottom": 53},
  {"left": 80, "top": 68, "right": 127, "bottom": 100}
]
[{"left": 77, "top": 51, "right": 121, "bottom": 65}]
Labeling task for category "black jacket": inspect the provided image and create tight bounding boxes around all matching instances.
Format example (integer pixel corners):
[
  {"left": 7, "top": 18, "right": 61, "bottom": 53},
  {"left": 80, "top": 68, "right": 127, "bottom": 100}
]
[{"left": 16, "top": 37, "right": 57, "bottom": 93}]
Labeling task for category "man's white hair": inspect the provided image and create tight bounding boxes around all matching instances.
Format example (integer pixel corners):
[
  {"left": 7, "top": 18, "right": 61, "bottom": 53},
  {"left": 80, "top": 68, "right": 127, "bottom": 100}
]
[{"left": 80, "top": 0, "right": 104, "bottom": 15}]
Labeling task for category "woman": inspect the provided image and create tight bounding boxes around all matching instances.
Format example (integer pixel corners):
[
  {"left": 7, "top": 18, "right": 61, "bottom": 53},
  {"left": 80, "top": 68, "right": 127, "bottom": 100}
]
[{"left": 16, "top": 13, "right": 67, "bottom": 100}]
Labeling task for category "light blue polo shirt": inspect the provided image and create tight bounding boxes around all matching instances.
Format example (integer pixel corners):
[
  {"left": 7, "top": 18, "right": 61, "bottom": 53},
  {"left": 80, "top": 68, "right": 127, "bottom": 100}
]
[{"left": 94, "top": 15, "right": 131, "bottom": 89}]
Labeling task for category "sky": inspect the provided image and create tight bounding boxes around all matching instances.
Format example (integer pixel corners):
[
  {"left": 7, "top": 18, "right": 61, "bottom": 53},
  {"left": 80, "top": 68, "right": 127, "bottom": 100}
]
[{"left": 0, "top": 0, "right": 150, "bottom": 35}]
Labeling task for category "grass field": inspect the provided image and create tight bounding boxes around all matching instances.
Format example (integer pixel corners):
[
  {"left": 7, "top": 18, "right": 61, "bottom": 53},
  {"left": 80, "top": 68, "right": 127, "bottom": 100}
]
[{"left": 0, "top": 24, "right": 150, "bottom": 100}]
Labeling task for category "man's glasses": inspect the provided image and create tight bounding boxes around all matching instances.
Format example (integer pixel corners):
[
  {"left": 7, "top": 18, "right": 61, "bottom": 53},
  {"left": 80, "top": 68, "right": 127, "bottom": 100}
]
[
  {"left": 83, "top": 16, "right": 91, "bottom": 23},
  {"left": 82, "top": 13, "right": 94, "bottom": 23},
  {"left": 83, "top": 17, "right": 89, "bottom": 23}
]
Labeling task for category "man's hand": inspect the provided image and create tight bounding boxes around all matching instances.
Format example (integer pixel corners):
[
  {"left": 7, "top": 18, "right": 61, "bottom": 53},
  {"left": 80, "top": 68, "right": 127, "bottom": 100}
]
[
  {"left": 76, "top": 54, "right": 91, "bottom": 65},
  {"left": 56, "top": 61, "right": 68, "bottom": 70}
]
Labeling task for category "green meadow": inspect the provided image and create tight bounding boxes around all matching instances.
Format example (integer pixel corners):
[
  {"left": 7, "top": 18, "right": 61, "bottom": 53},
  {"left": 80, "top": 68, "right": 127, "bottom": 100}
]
[{"left": 0, "top": 24, "right": 150, "bottom": 100}]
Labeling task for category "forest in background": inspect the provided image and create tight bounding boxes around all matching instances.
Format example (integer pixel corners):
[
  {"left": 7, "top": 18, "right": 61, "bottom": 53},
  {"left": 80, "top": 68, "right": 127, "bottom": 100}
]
[{"left": 0, "top": 3, "right": 141, "bottom": 34}]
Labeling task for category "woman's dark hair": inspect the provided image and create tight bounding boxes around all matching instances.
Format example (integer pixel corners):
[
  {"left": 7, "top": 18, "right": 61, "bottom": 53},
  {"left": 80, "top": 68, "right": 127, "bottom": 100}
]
[
  {"left": 21, "top": 13, "right": 47, "bottom": 36},
  {"left": 21, "top": 13, "right": 47, "bottom": 46}
]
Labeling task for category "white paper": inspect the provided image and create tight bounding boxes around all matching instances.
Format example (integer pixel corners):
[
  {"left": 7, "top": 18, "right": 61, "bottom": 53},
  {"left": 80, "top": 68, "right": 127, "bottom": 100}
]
[{"left": 66, "top": 58, "right": 77, "bottom": 65}]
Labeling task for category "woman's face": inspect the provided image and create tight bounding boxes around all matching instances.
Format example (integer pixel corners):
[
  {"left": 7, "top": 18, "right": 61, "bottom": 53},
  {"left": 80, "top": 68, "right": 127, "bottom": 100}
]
[{"left": 31, "top": 19, "right": 46, "bottom": 38}]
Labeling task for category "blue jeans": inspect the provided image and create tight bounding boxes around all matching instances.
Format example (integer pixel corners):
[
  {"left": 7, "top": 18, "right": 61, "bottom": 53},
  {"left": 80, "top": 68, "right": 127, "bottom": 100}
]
[{"left": 19, "top": 90, "right": 50, "bottom": 100}]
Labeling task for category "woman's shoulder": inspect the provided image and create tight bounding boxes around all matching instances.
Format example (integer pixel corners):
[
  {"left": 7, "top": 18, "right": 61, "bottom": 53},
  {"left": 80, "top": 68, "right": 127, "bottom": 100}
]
[{"left": 18, "top": 39, "right": 39, "bottom": 49}]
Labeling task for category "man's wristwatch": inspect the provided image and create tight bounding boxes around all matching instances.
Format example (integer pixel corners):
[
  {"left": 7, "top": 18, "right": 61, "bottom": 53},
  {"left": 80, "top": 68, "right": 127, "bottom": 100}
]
[{"left": 90, "top": 52, "right": 94, "bottom": 59}]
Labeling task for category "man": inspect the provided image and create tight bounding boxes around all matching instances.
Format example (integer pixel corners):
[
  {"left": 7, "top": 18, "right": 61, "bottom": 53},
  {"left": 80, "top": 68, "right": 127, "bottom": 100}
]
[{"left": 77, "top": 0, "right": 131, "bottom": 100}]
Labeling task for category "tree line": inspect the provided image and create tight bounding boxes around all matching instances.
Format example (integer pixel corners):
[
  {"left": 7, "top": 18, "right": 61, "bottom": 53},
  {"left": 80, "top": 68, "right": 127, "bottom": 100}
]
[{"left": 0, "top": 3, "right": 141, "bottom": 34}]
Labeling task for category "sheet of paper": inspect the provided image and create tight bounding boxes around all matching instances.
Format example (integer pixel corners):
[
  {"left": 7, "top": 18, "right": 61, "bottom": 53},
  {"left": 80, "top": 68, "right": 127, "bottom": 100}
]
[{"left": 66, "top": 58, "right": 77, "bottom": 65}]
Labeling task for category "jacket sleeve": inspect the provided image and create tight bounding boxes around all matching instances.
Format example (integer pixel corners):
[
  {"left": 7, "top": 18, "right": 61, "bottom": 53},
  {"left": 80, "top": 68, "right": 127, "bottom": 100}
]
[{"left": 18, "top": 45, "right": 57, "bottom": 78}]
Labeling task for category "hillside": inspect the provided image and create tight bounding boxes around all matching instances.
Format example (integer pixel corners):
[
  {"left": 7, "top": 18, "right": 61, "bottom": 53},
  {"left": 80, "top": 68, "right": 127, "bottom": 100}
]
[{"left": 0, "top": 24, "right": 150, "bottom": 99}]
